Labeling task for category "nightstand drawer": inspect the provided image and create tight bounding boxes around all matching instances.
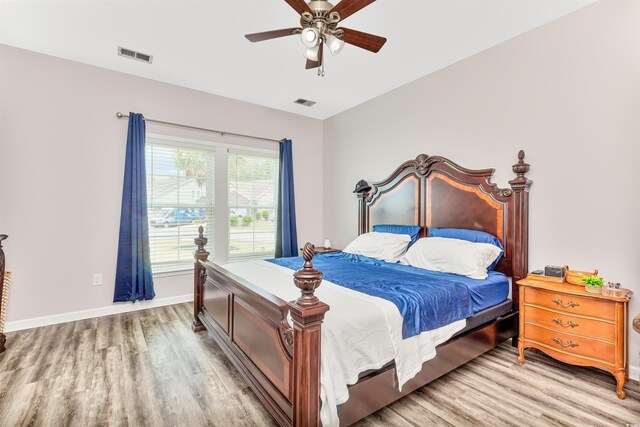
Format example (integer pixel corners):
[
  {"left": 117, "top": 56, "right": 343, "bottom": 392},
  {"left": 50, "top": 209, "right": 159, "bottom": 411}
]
[
  {"left": 523, "top": 306, "right": 615, "bottom": 343},
  {"left": 524, "top": 288, "right": 615, "bottom": 320},
  {"left": 524, "top": 323, "right": 615, "bottom": 364}
]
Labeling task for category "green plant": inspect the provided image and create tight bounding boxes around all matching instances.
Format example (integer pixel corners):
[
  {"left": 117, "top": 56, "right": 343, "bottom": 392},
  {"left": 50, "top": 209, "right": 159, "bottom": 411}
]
[
  {"left": 255, "top": 211, "right": 262, "bottom": 220},
  {"left": 582, "top": 275, "right": 604, "bottom": 287},
  {"left": 242, "top": 216, "right": 253, "bottom": 226},
  {"left": 261, "top": 210, "right": 269, "bottom": 220},
  {"left": 230, "top": 215, "right": 239, "bottom": 226}
]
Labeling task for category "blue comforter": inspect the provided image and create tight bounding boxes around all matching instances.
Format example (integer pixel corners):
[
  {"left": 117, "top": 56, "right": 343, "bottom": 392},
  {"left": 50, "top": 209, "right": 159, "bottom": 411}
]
[{"left": 267, "top": 252, "right": 507, "bottom": 339}]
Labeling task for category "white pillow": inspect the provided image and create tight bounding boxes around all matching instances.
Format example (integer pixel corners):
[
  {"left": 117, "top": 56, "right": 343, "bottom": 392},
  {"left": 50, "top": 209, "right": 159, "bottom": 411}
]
[
  {"left": 343, "top": 232, "right": 411, "bottom": 263},
  {"left": 399, "top": 237, "right": 502, "bottom": 280}
]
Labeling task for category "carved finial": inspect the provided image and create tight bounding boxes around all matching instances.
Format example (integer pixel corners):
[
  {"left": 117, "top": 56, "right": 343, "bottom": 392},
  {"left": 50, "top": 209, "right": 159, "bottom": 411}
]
[
  {"left": 194, "top": 226, "right": 210, "bottom": 261},
  {"left": 353, "top": 179, "right": 371, "bottom": 194},
  {"left": 301, "top": 243, "right": 315, "bottom": 267},
  {"left": 293, "top": 243, "right": 323, "bottom": 306},
  {"left": 509, "top": 149, "right": 532, "bottom": 189},
  {"left": 0, "top": 235, "right": 7, "bottom": 249},
  {"left": 512, "top": 150, "right": 529, "bottom": 176}
]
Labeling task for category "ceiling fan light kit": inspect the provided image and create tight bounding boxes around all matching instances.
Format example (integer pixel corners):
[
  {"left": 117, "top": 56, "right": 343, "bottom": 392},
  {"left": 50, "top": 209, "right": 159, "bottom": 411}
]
[
  {"left": 301, "top": 27, "right": 320, "bottom": 48},
  {"left": 326, "top": 34, "right": 345, "bottom": 56},
  {"left": 245, "top": 0, "right": 386, "bottom": 76},
  {"left": 303, "top": 45, "right": 320, "bottom": 61}
]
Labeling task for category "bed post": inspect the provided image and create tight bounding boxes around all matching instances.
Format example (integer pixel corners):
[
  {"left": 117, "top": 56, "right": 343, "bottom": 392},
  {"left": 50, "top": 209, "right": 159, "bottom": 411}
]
[
  {"left": 357, "top": 191, "right": 370, "bottom": 235},
  {"left": 508, "top": 150, "right": 532, "bottom": 311},
  {"left": 287, "top": 243, "right": 329, "bottom": 427},
  {"left": 192, "top": 225, "right": 209, "bottom": 332}
]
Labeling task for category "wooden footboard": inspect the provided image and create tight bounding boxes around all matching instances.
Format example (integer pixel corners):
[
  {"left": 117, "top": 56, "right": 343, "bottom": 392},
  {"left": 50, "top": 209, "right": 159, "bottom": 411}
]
[{"left": 192, "top": 230, "right": 327, "bottom": 426}]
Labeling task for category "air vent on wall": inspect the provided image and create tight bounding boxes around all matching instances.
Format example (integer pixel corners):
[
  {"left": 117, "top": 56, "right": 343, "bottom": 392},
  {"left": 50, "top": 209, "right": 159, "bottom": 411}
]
[
  {"left": 117, "top": 46, "right": 153, "bottom": 64},
  {"left": 293, "top": 98, "right": 316, "bottom": 107}
]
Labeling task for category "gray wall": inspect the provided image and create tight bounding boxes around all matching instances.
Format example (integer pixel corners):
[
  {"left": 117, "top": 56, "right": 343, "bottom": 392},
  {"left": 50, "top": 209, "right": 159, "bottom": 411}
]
[
  {"left": 0, "top": 44, "right": 323, "bottom": 323},
  {"left": 323, "top": 1, "right": 640, "bottom": 375}
]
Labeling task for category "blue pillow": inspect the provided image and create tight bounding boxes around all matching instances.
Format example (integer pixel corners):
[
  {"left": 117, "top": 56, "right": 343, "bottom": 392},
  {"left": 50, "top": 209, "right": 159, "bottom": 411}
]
[
  {"left": 372, "top": 224, "right": 422, "bottom": 247},
  {"left": 428, "top": 228, "right": 504, "bottom": 270}
]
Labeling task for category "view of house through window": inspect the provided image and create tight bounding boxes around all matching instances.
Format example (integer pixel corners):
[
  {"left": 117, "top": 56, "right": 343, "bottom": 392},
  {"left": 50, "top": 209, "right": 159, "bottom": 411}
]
[
  {"left": 145, "top": 137, "right": 278, "bottom": 273},
  {"left": 228, "top": 151, "right": 278, "bottom": 260},
  {"left": 146, "top": 139, "right": 215, "bottom": 273}
]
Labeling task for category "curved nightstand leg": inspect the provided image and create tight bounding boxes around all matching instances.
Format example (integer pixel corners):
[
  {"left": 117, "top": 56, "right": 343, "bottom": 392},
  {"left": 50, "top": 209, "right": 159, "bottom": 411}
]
[
  {"left": 517, "top": 340, "right": 525, "bottom": 366},
  {"left": 615, "top": 370, "right": 626, "bottom": 399}
]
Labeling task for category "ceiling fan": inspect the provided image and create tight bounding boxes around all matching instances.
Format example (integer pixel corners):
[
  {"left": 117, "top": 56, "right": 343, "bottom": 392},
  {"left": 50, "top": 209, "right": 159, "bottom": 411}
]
[{"left": 245, "top": 0, "right": 387, "bottom": 76}]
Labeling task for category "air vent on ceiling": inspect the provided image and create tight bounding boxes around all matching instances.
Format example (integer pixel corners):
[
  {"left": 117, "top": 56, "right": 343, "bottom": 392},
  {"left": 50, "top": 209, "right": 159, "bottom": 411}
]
[
  {"left": 293, "top": 98, "right": 316, "bottom": 107},
  {"left": 118, "top": 46, "right": 153, "bottom": 64}
]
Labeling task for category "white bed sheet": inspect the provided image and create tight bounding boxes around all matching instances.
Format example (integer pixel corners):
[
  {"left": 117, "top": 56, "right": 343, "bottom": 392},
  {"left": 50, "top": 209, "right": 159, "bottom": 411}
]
[{"left": 222, "top": 260, "right": 466, "bottom": 427}]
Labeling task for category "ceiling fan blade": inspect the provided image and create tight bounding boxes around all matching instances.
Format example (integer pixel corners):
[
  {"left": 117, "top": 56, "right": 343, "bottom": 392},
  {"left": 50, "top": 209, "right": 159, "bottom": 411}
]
[
  {"left": 329, "top": 0, "right": 376, "bottom": 21},
  {"left": 305, "top": 41, "right": 324, "bottom": 69},
  {"left": 284, "top": 0, "right": 313, "bottom": 15},
  {"left": 245, "top": 28, "right": 300, "bottom": 42},
  {"left": 340, "top": 27, "right": 386, "bottom": 53}
]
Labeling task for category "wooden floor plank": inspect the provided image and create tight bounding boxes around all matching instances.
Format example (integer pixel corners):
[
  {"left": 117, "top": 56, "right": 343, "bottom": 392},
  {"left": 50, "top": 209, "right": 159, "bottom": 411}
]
[
  {"left": 27, "top": 321, "right": 76, "bottom": 383},
  {"left": 1, "top": 303, "right": 639, "bottom": 427},
  {"left": 139, "top": 314, "right": 178, "bottom": 368}
]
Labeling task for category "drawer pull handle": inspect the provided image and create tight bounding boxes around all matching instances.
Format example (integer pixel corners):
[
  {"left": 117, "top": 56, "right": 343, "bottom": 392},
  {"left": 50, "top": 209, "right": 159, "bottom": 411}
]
[
  {"left": 551, "top": 298, "right": 579, "bottom": 308},
  {"left": 551, "top": 337, "right": 579, "bottom": 348},
  {"left": 552, "top": 318, "right": 579, "bottom": 328}
]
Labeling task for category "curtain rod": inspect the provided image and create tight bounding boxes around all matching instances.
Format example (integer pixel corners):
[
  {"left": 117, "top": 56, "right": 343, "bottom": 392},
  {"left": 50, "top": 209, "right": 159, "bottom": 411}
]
[{"left": 115, "top": 112, "right": 281, "bottom": 143}]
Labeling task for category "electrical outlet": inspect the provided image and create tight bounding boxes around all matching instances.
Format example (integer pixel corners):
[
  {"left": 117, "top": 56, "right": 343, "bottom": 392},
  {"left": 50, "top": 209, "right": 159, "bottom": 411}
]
[{"left": 92, "top": 273, "right": 103, "bottom": 286}]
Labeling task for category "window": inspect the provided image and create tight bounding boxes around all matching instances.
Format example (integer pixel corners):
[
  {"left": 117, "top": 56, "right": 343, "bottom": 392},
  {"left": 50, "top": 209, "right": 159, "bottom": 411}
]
[
  {"left": 228, "top": 151, "right": 278, "bottom": 261},
  {"left": 146, "top": 138, "right": 215, "bottom": 273},
  {"left": 145, "top": 136, "right": 278, "bottom": 273}
]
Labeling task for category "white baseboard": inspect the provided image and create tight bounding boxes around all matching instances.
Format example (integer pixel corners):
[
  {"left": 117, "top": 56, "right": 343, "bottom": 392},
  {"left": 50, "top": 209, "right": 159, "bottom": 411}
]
[
  {"left": 4, "top": 294, "right": 194, "bottom": 333},
  {"left": 630, "top": 364, "right": 640, "bottom": 382}
]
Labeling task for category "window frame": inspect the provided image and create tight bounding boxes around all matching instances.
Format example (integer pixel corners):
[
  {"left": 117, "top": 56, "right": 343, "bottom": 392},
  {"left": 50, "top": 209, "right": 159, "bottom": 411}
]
[{"left": 146, "top": 133, "right": 279, "bottom": 275}]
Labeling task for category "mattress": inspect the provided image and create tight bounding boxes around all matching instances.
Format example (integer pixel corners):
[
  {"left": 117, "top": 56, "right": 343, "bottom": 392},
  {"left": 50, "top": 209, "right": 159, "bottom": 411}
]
[
  {"left": 268, "top": 252, "right": 509, "bottom": 339},
  {"left": 468, "top": 271, "right": 510, "bottom": 313}
]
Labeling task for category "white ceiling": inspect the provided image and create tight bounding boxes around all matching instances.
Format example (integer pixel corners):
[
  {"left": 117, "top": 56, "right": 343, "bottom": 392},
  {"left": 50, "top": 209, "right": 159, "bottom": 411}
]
[{"left": 1, "top": 0, "right": 593, "bottom": 120}]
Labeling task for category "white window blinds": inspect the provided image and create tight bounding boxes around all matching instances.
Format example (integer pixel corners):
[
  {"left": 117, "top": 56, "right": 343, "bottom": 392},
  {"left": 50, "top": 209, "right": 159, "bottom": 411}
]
[
  {"left": 228, "top": 150, "right": 278, "bottom": 261},
  {"left": 146, "top": 139, "right": 215, "bottom": 273}
]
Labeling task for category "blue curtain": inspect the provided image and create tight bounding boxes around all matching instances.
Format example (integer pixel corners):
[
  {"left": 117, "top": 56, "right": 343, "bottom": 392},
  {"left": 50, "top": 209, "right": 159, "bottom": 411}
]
[
  {"left": 275, "top": 139, "right": 298, "bottom": 258},
  {"left": 114, "top": 113, "right": 155, "bottom": 302}
]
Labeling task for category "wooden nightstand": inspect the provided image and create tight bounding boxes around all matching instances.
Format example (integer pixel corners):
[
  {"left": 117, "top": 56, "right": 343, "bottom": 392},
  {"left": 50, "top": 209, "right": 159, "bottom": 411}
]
[
  {"left": 517, "top": 277, "right": 632, "bottom": 399},
  {"left": 302, "top": 246, "right": 340, "bottom": 254}
]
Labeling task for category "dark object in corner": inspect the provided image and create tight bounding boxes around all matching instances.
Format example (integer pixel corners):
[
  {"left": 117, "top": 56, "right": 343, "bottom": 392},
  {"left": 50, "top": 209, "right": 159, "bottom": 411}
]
[
  {"left": 544, "top": 265, "right": 566, "bottom": 278},
  {"left": 353, "top": 180, "right": 371, "bottom": 194},
  {"left": 0, "top": 234, "right": 8, "bottom": 353}
]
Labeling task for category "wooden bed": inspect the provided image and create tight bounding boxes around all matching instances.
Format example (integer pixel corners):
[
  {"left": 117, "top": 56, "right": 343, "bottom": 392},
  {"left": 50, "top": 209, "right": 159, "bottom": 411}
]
[{"left": 192, "top": 151, "right": 532, "bottom": 426}]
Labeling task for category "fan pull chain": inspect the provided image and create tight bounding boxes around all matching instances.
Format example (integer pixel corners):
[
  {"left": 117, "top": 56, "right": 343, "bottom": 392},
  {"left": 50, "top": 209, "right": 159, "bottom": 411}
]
[{"left": 318, "top": 59, "right": 325, "bottom": 77}]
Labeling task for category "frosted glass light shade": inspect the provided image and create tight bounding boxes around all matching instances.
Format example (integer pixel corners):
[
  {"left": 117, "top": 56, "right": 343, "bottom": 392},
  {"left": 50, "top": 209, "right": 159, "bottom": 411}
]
[
  {"left": 303, "top": 45, "right": 320, "bottom": 61},
  {"left": 326, "top": 34, "right": 345, "bottom": 56},
  {"left": 301, "top": 28, "right": 320, "bottom": 48}
]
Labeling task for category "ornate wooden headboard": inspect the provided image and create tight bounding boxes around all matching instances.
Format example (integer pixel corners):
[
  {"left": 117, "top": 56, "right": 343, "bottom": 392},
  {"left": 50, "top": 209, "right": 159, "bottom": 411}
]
[{"left": 357, "top": 151, "right": 532, "bottom": 305}]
